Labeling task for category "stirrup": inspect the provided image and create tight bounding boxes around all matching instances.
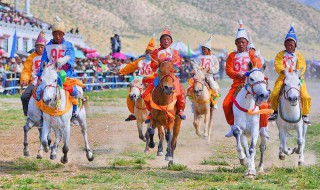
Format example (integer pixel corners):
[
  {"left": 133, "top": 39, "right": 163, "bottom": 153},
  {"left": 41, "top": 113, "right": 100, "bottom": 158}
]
[
  {"left": 145, "top": 114, "right": 151, "bottom": 124},
  {"left": 268, "top": 112, "right": 278, "bottom": 122},
  {"left": 72, "top": 113, "right": 78, "bottom": 119}
]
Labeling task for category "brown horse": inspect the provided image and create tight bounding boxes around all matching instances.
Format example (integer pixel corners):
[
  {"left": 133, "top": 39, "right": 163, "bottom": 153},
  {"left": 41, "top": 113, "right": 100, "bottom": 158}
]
[{"left": 146, "top": 61, "right": 182, "bottom": 166}]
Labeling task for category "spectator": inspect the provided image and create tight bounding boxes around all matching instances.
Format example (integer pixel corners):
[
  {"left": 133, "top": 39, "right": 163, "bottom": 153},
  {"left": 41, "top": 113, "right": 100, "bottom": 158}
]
[
  {"left": 111, "top": 34, "right": 121, "bottom": 53},
  {"left": 75, "top": 27, "right": 79, "bottom": 34}
]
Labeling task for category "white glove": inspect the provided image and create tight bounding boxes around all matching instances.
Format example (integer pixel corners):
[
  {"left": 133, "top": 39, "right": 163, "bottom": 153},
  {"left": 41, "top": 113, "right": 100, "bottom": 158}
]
[{"left": 57, "top": 56, "right": 70, "bottom": 67}]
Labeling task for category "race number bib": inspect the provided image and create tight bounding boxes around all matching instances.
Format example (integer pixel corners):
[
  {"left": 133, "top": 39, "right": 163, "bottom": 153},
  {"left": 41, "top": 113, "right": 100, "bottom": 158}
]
[
  {"left": 283, "top": 52, "right": 296, "bottom": 69},
  {"left": 45, "top": 44, "right": 66, "bottom": 64},
  {"left": 157, "top": 48, "right": 173, "bottom": 61},
  {"left": 138, "top": 60, "right": 152, "bottom": 76},
  {"left": 200, "top": 57, "right": 211, "bottom": 70},
  {"left": 32, "top": 55, "right": 42, "bottom": 75},
  {"left": 234, "top": 52, "right": 250, "bottom": 74}
]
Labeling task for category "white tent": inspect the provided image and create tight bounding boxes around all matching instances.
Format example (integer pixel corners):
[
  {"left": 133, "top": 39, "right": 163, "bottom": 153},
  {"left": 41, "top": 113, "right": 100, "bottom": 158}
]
[{"left": 170, "top": 41, "right": 200, "bottom": 57}]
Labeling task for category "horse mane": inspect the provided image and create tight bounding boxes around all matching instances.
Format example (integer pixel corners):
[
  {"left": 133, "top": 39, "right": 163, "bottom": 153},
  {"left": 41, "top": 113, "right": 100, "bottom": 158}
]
[{"left": 158, "top": 61, "right": 175, "bottom": 76}]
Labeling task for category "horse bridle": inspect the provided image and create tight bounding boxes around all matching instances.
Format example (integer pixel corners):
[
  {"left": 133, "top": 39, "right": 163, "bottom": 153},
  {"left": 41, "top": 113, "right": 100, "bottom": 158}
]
[
  {"left": 282, "top": 81, "right": 301, "bottom": 101},
  {"left": 193, "top": 78, "right": 206, "bottom": 93},
  {"left": 40, "top": 79, "right": 61, "bottom": 106},
  {"left": 159, "top": 74, "right": 175, "bottom": 90},
  {"left": 244, "top": 69, "right": 268, "bottom": 97},
  {"left": 130, "top": 84, "right": 144, "bottom": 97}
]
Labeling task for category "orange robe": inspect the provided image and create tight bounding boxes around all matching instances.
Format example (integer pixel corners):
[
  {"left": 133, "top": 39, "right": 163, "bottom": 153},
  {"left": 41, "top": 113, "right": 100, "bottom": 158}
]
[{"left": 223, "top": 49, "right": 268, "bottom": 128}]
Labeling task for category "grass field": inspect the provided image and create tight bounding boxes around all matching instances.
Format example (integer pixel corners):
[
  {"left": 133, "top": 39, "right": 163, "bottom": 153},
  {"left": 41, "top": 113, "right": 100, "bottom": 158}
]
[{"left": 1, "top": 88, "right": 320, "bottom": 189}]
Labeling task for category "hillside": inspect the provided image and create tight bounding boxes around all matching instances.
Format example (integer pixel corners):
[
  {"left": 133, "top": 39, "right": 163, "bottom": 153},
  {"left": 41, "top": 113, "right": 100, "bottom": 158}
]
[
  {"left": 297, "top": 0, "right": 320, "bottom": 10},
  {"left": 5, "top": 0, "right": 320, "bottom": 59}
]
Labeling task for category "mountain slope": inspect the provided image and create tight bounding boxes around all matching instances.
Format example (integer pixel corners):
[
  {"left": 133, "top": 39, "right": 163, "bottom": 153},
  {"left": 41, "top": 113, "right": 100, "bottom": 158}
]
[{"left": 6, "top": 0, "right": 320, "bottom": 59}]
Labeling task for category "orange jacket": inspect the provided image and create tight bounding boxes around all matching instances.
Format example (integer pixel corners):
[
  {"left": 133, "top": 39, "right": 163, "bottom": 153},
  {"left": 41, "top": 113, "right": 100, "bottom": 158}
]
[
  {"left": 119, "top": 57, "right": 144, "bottom": 75},
  {"left": 20, "top": 52, "right": 42, "bottom": 84},
  {"left": 225, "top": 49, "right": 261, "bottom": 84},
  {"left": 150, "top": 47, "right": 182, "bottom": 72}
]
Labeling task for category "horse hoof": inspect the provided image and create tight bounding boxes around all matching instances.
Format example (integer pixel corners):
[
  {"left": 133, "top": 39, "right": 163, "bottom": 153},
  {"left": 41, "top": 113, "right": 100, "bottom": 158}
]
[
  {"left": 206, "top": 140, "right": 211, "bottom": 145},
  {"left": 139, "top": 135, "right": 146, "bottom": 142},
  {"left": 165, "top": 156, "right": 173, "bottom": 161},
  {"left": 36, "top": 154, "right": 43, "bottom": 159},
  {"left": 258, "top": 168, "right": 264, "bottom": 174},
  {"left": 298, "top": 161, "right": 305, "bottom": 166},
  {"left": 168, "top": 160, "right": 174, "bottom": 167},
  {"left": 148, "top": 141, "right": 155, "bottom": 149},
  {"left": 279, "top": 154, "right": 285, "bottom": 160},
  {"left": 43, "top": 147, "right": 49, "bottom": 153},
  {"left": 23, "top": 150, "right": 30, "bottom": 157},
  {"left": 239, "top": 159, "right": 245, "bottom": 166},
  {"left": 245, "top": 174, "right": 255, "bottom": 179},
  {"left": 60, "top": 156, "right": 68, "bottom": 164},
  {"left": 144, "top": 149, "right": 150, "bottom": 153},
  {"left": 88, "top": 155, "right": 94, "bottom": 162},
  {"left": 50, "top": 154, "right": 57, "bottom": 160},
  {"left": 157, "top": 152, "right": 164, "bottom": 156},
  {"left": 86, "top": 152, "right": 94, "bottom": 162}
]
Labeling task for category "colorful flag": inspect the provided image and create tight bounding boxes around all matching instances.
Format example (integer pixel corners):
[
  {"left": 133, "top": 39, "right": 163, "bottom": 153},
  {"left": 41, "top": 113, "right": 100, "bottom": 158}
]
[
  {"left": 187, "top": 41, "right": 191, "bottom": 57},
  {"left": 10, "top": 30, "right": 17, "bottom": 58}
]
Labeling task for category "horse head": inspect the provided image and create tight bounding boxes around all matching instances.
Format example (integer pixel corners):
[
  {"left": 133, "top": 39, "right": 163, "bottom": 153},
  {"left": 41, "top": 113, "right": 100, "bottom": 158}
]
[
  {"left": 193, "top": 68, "right": 206, "bottom": 96},
  {"left": 129, "top": 77, "right": 144, "bottom": 102},
  {"left": 40, "top": 62, "right": 59, "bottom": 107},
  {"left": 283, "top": 68, "right": 302, "bottom": 106},
  {"left": 245, "top": 61, "right": 270, "bottom": 106},
  {"left": 158, "top": 61, "right": 176, "bottom": 95}
]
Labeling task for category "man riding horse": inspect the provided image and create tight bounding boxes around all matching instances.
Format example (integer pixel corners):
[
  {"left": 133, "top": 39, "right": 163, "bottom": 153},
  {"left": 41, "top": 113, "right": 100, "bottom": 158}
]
[
  {"left": 119, "top": 36, "right": 156, "bottom": 121},
  {"left": 142, "top": 27, "right": 186, "bottom": 123},
  {"left": 268, "top": 24, "right": 311, "bottom": 124},
  {"left": 20, "top": 30, "right": 46, "bottom": 116},
  {"left": 223, "top": 20, "right": 269, "bottom": 139},
  {"left": 36, "top": 16, "right": 80, "bottom": 121}
]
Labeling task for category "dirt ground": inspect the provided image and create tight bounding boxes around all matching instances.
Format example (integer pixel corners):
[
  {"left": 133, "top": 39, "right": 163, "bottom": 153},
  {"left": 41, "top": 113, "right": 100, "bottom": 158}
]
[{"left": 0, "top": 79, "right": 319, "bottom": 174}]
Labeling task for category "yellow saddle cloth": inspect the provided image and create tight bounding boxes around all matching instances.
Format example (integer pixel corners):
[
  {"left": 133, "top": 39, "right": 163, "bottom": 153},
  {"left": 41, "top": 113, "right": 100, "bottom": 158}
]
[{"left": 187, "top": 78, "right": 219, "bottom": 105}]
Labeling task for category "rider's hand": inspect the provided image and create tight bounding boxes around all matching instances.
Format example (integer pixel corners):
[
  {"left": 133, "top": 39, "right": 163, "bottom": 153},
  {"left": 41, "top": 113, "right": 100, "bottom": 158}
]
[{"left": 20, "top": 81, "right": 26, "bottom": 87}]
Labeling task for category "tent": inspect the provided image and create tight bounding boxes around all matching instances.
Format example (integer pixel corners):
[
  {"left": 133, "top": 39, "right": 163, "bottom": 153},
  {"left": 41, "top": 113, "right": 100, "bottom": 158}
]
[
  {"left": 170, "top": 41, "right": 200, "bottom": 58},
  {"left": 75, "top": 49, "right": 86, "bottom": 59}
]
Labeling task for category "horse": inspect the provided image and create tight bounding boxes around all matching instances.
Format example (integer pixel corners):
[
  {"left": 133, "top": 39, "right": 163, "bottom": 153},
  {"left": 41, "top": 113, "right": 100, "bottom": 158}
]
[
  {"left": 190, "top": 68, "right": 215, "bottom": 144},
  {"left": 23, "top": 82, "right": 52, "bottom": 159},
  {"left": 232, "top": 62, "right": 270, "bottom": 178},
  {"left": 276, "top": 68, "right": 307, "bottom": 166},
  {"left": 129, "top": 77, "right": 164, "bottom": 153},
  {"left": 39, "top": 62, "right": 94, "bottom": 163},
  {"left": 146, "top": 61, "right": 182, "bottom": 166}
]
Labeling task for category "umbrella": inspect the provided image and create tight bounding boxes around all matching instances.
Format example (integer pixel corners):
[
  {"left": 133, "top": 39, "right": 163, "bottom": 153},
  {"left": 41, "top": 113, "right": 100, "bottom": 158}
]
[
  {"left": 75, "top": 49, "right": 85, "bottom": 59},
  {"left": 86, "top": 52, "right": 99, "bottom": 59},
  {"left": 124, "top": 52, "right": 136, "bottom": 59},
  {"left": 112, "top": 52, "right": 127, "bottom": 60}
]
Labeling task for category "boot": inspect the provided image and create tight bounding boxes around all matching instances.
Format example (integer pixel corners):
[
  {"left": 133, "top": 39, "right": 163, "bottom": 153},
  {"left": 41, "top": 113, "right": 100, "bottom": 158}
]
[
  {"left": 302, "top": 115, "right": 311, "bottom": 124},
  {"left": 225, "top": 125, "right": 239, "bottom": 138},
  {"left": 268, "top": 111, "right": 278, "bottom": 122},
  {"left": 178, "top": 110, "right": 186, "bottom": 120},
  {"left": 145, "top": 113, "right": 151, "bottom": 124},
  {"left": 125, "top": 114, "right": 136, "bottom": 121}
]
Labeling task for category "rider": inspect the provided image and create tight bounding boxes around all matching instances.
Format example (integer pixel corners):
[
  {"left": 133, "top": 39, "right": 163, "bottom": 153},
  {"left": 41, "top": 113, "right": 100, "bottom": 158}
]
[
  {"left": 193, "top": 36, "right": 220, "bottom": 105},
  {"left": 223, "top": 20, "right": 269, "bottom": 138},
  {"left": 268, "top": 24, "right": 311, "bottom": 124},
  {"left": 119, "top": 36, "right": 156, "bottom": 121},
  {"left": 37, "top": 16, "right": 78, "bottom": 119},
  {"left": 20, "top": 30, "right": 46, "bottom": 116},
  {"left": 142, "top": 27, "right": 186, "bottom": 123}
]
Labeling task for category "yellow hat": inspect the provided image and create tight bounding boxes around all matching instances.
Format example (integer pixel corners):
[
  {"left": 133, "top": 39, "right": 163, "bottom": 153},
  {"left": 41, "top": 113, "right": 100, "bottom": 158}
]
[
  {"left": 52, "top": 16, "right": 65, "bottom": 34},
  {"left": 146, "top": 37, "right": 155, "bottom": 51}
]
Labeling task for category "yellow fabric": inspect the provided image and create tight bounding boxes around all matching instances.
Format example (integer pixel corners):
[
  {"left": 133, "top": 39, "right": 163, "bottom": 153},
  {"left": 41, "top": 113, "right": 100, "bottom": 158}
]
[
  {"left": 146, "top": 37, "right": 156, "bottom": 51},
  {"left": 119, "top": 57, "right": 144, "bottom": 75},
  {"left": 150, "top": 93, "right": 177, "bottom": 118},
  {"left": 187, "top": 78, "right": 218, "bottom": 106},
  {"left": 126, "top": 94, "right": 134, "bottom": 113},
  {"left": 36, "top": 90, "right": 72, "bottom": 116},
  {"left": 248, "top": 109, "right": 274, "bottom": 115},
  {"left": 64, "top": 78, "right": 84, "bottom": 88},
  {"left": 20, "top": 52, "right": 40, "bottom": 84},
  {"left": 271, "top": 50, "right": 311, "bottom": 114}
]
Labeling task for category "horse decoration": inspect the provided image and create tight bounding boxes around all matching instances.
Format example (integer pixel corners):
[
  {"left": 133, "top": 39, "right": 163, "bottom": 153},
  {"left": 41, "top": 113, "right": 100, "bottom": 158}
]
[
  {"left": 146, "top": 61, "right": 182, "bottom": 166},
  {"left": 128, "top": 76, "right": 164, "bottom": 153},
  {"left": 23, "top": 77, "right": 52, "bottom": 159},
  {"left": 232, "top": 62, "right": 272, "bottom": 178},
  {"left": 38, "top": 62, "right": 94, "bottom": 163},
  {"left": 187, "top": 68, "right": 219, "bottom": 144},
  {"left": 276, "top": 68, "right": 308, "bottom": 166}
]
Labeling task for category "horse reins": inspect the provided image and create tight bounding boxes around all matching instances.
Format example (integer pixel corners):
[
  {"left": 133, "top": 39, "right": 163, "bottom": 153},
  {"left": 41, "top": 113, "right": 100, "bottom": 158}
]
[{"left": 130, "top": 84, "right": 147, "bottom": 110}]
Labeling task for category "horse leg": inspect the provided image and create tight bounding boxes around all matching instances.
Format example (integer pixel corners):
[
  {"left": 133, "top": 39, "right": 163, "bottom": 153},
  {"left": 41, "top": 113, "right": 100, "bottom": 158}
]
[
  {"left": 240, "top": 135, "right": 249, "bottom": 164},
  {"left": 258, "top": 136, "right": 267, "bottom": 173},
  {"left": 165, "top": 129, "right": 174, "bottom": 164},
  {"left": 295, "top": 124, "right": 304, "bottom": 154},
  {"left": 246, "top": 127, "right": 259, "bottom": 178},
  {"left": 298, "top": 124, "right": 307, "bottom": 166},
  {"left": 206, "top": 107, "right": 215, "bottom": 145},
  {"left": 50, "top": 128, "right": 62, "bottom": 160},
  {"left": 137, "top": 120, "right": 146, "bottom": 142},
  {"left": 41, "top": 121, "right": 50, "bottom": 153},
  {"left": 147, "top": 125, "right": 155, "bottom": 148},
  {"left": 234, "top": 127, "right": 245, "bottom": 165},
  {"left": 79, "top": 116, "right": 94, "bottom": 162},
  {"left": 60, "top": 126, "right": 70, "bottom": 164},
  {"left": 157, "top": 127, "right": 164, "bottom": 156},
  {"left": 203, "top": 111, "right": 210, "bottom": 139},
  {"left": 279, "top": 128, "right": 295, "bottom": 156},
  {"left": 144, "top": 126, "right": 150, "bottom": 153},
  {"left": 23, "top": 119, "right": 32, "bottom": 157},
  {"left": 169, "top": 118, "right": 181, "bottom": 166},
  {"left": 193, "top": 113, "right": 201, "bottom": 137},
  {"left": 36, "top": 126, "right": 44, "bottom": 159}
]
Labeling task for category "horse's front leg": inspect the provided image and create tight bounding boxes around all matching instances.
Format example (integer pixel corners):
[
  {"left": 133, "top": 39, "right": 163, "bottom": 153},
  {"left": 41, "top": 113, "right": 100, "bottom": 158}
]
[
  {"left": 147, "top": 124, "right": 156, "bottom": 149},
  {"left": 240, "top": 134, "right": 249, "bottom": 165},
  {"left": 157, "top": 126, "right": 164, "bottom": 156},
  {"left": 144, "top": 125, "right": 150, "bottom": 153},
  {"left": 246, "top": 125, "right": 259, "bottom": 178},
  {"left": 206, "top": 107, "right": 215, "bottom": 145},
  {"left": 60, "top": 125, "right": 71, "bottom": 164},
  {"left": 193, "top": 112, "right": 201, "bottom": 137},
  {"left": 298, "top": 124, "right": 308, "bottom": 166},
  {"left": 295, "top": 123, "right": 304, "bottom": 154},
  {"left": 258, "top": 135, "right": 267, "bottom": 173},
  {"left": 137, "top": 120, "right": 146, "bottom": 142},
  {"left": 234, "top": 125, "right": 245, "bottom": 165},
  {"left": 79, "top": 115, "right": 94, "bottom": 162},
  {"left": 50, "top": 128, "right": 62, "bottom": 160},
  {"left": 23, "top": 119, "right": 33, "bottom": 157},
  {"left": 203, "top": 110, "right": 210, "bottom": 139},
  {"left": 279, "top": 127, "right": 295, "bottom": 156},
  {"left": 168, "top": 117, "right": 181, "bottom": 166},
  {"left": 41, "top": 120, "right": 50, "bottom": 153}
]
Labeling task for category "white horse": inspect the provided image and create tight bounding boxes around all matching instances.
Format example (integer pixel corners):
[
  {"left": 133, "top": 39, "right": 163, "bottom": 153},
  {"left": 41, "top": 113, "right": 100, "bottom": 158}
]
[
  {"left": 232, "top": 63, "right": 270, "bottom": 178},
  {"left": 276, "top": 68, "right": 307, "bottom": 166},
  {"left": 191, "top": 69, "right": 215, "bottom": 144},
  {"left": 39, "top": 62, "right": 94, "bottom": 163},
  {"left": 23, "top": 86, "right": 52, "bottom": 159}
]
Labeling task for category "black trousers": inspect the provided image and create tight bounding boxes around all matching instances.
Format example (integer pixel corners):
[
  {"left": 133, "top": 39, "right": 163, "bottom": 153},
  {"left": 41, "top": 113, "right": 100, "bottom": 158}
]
[{"left": 21, "top": 84, "right": 34, "bottom": 116}]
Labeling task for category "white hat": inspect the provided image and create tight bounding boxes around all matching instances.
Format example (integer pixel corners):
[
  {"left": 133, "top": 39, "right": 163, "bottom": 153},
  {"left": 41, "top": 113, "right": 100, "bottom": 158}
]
[
  {"left": 52, "top": 16, "right": 65, "bottom": 34},
  {"left": 248, "top": 34, "right": 255, "bottom": 49},
  {"left": 235, "top": 19, "right": 248, "bottom": 41},
  {"left": 201, "top": 37, "right": 212, "bottom": 51}
]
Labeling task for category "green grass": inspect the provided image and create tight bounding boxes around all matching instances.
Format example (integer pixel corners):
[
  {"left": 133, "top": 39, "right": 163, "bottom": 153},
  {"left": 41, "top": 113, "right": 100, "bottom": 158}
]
[
  {"left": 0, "top": 104, "right": 25, "bottom": 130},
  {"left": 166, "top": 163, "right": 188, "bottom": 171},
  {"left": 201, "top": 159, "right": 230, "bottom": 166},
  {"left": 84, "top": 89, "right": 127, "bottom": 102}
]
